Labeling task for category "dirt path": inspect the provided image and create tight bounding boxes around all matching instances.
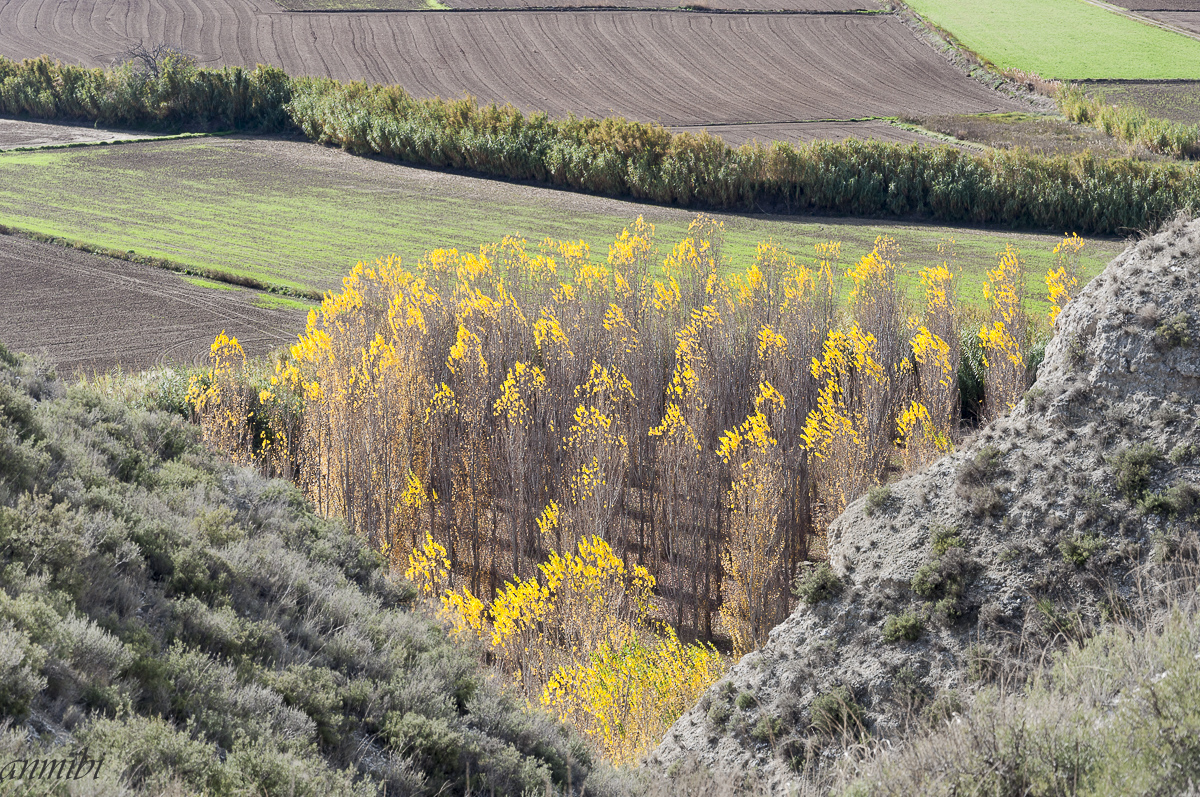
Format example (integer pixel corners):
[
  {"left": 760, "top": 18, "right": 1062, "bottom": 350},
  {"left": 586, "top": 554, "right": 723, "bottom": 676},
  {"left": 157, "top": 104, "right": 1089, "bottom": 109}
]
[
  {"left": 0, "top": 1, "right": 1028, "bottom": 126},
  {"left": 0, "top": 233, "right": 307, "bottom": 375}
]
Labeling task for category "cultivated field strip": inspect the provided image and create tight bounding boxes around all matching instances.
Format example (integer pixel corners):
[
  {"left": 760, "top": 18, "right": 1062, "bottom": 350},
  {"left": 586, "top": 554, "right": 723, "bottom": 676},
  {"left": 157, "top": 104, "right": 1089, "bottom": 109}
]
[
  {"left": 280, "top": 0, "right": 883, "bottom": 9},
  {"left": 1114, "top": 0, "right": 1198, "bottom": 9},
  {"left": 0, "top": 1, "right": 1025, "bottom": 125},
  {"left": 0, "top": 116, "right": 149, "bottom": 149},
  {"left": 0, "top": 137, "right": 1125, "bottom": 304},
  {"left": 1143, "top": 10, "right": 1200, "bottom": 33},
  {"left": 669, "top": 119, "right": 950, "bottom": 147},
  {"left": 0, "top": 234, "right": 306, "bottom": 374}
]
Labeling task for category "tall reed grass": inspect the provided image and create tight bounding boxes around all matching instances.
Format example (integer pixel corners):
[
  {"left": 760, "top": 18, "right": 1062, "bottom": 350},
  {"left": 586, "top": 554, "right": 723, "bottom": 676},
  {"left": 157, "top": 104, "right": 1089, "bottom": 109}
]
[
  {"left": 1056, "top": 84, "right": 1200, "bottom": 161},
  {"left": 3, "top": 55, "right": 1197, "bottom": 234}
]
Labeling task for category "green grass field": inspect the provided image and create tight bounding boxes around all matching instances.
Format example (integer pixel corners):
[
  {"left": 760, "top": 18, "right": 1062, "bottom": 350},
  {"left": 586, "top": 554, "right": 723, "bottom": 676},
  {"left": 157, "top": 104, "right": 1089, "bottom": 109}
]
[
  {"left": 0, "top": 137, "right": 1124, "bottom": 314},
  {"left": 907, "top": 0, "right": 1200, "bottom": 79}
]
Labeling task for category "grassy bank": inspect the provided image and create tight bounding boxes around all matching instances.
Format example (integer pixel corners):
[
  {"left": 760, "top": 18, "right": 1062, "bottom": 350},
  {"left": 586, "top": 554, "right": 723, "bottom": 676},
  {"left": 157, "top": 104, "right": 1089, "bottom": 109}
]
[{"left": 832, "top": 589, "right": 1200, "bottom": 796}]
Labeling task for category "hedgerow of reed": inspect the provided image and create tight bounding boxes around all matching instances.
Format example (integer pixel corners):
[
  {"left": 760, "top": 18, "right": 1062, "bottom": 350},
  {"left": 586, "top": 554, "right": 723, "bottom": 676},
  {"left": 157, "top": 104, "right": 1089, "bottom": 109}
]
[
  {"left": 287, "top": 76, "right": 1200, "bottom": 234},
  {"left": 1056, "top": 83, "right": 1200, "bottom": 160},
  {"left": 2, "top": 55, "right": 1198, "bottom": 234},
  {"left": 0, "top": 54, "right": 292, "bottom": 131}
]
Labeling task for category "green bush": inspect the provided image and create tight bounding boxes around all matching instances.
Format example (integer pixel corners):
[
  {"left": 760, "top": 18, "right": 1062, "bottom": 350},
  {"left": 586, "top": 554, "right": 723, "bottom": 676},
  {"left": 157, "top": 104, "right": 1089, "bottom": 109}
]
[
  {"left": 1155, "top": 312, "right": 1193, "bottom": 348},
  {"left": 957, "top": 328, "right": 987, "bottom": 423},
  {"left": 864, "top": 485, "right": 893, "bottom": 517},
  {"left": 912, "top": 546, "right": 976, "bottom": 622},
  {"left": 0, "top": 627, "right": 47, "bottom": 721},
  {"left": 750, "top": 715, "right": 783, "bottom": 743},
  {"left": 793, "top": 562, "right": 842, "bottom": 606},
  {"left": 707, "top": 700, "right": 732, "bottom": 728},
  {"left": 1140, "top": 482, "right": 1200, "bottom": 519},
  {"left": 882, "top": 612, "right": 925, "bottom": 643},
  {"left": 1109, "top": 443, "right": 1161, "bottom": 503},
  {"left": 1169, "top": 443, "right": 1198, "bottom": 465},
  {"left": 930, "top": 525, "right": 964, "bottom": 557}
]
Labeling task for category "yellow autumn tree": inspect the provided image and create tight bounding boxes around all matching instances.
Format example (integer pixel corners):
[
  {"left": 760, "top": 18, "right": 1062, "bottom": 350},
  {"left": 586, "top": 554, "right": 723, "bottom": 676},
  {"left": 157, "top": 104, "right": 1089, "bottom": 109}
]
[
  {"left": 716, "top": 382, "right": 788, "bottom": 656},
  {"left": 1046, "top": 232, "right": 1085, "bottom": 324},
  {"left": 900, "top": 253, "right": 960, "bottom": 469},
  {"left": 187, "top": 215, "right": 1058, "bottom": 759},
  {"left": 435, "top": 535, "right": 724, "bottom": 763},
  {"left": 979, "top": 245, "right": 1030, "bottom": 418}
]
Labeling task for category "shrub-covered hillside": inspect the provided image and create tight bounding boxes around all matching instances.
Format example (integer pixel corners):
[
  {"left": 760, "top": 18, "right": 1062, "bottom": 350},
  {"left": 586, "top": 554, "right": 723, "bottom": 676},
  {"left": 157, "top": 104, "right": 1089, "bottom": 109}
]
[{"left": 0, "top": 342, "right": 593, "bottom": 796}]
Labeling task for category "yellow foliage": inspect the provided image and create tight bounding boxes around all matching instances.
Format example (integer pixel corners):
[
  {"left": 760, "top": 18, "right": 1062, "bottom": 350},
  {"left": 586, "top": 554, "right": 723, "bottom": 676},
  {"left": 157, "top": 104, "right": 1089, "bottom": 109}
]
[
  {"left": 406, "top": 532, "right": 450, "bottom": 598},
  {"left": 608, "top": 216, "right": 657, "bottom": 278},
  {"left": 648, "top": 402, "right": 701, "bottom": 452},
  {"left": 801, "top": 324, "right": 885, "bottom": 527},
  {"left": 896, "top": 399, "right": 951, "bottom": 470},
  {"left": 979, "top": 245, "right": 1030, "bottom": 417},
  {"left": 1047, "top": 232, "right": 1085, "bottom": 324},
  {"left": 757, "top": 325, "right": 788, "bottom": 360},
  {"left": 190, "top": 216, "right": 1055, "bottom": 765},
  {"left": 493, "top": 361, "right": 547, "bottom": 426},
  {"left": 533, "top": 313, "right": 572, "bottom": 357},
  {"left": 437, "top": 533, "right": 721, "bottom": 764},
  {"left": 543, "top": 625, "right": 722, "bottom": 766}
]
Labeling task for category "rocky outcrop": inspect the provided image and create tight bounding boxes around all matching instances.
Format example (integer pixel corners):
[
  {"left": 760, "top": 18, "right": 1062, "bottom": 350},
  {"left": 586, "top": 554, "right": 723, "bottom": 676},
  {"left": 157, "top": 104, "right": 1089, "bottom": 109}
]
[{"left": 650, "top": 216, "right": 1200, "bottom": 792}]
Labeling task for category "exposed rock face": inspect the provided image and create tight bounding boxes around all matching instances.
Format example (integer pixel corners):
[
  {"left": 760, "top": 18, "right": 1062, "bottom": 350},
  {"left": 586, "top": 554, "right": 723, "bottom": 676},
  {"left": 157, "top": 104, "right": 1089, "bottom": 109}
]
[{"left": 649, "top": 217, "right": 1200, "bottom": 792}]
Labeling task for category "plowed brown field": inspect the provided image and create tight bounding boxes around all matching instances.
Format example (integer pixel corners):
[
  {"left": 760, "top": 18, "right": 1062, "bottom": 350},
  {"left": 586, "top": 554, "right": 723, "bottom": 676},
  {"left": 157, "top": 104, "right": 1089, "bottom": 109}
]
[
  {"left": 278, "top": 0, "right": 880, "bottom": 9},
  {"left": 1141, "top": 10, "right": 1200, "bottom": 33},
  {"left": 0, "top": 116, "right": 156, "bottom": 149},
  {"left": 0, "top": 234, "right": 306, "bottom": 374},
  {"left": 1115, "top": 0, "right": 1198, "bottom": 9},
  {"left": 0, "top": 1, "right": 1024, "bottom": 125}
]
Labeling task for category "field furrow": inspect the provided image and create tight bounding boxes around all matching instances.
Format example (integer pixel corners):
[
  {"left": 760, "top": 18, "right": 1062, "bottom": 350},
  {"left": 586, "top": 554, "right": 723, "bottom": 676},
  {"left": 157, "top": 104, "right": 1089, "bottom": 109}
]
[
  {"left": 276, "top": 0, "right": 883, "bottom": 10},
  {"left": 0, "top": 234, "right": 307, "bottom": 374},
  {"left": 1115, "top": 0, "right": 1198, "bottom": 9},
  {"left": 0, "top": 1, "right": 1026, "bottom": 125},
  {"left": 1143, "top": 10, "right": 1200, "bottom": 34},
  {"left": 0, "top": 116, "right": 158, "bottom": 148}
]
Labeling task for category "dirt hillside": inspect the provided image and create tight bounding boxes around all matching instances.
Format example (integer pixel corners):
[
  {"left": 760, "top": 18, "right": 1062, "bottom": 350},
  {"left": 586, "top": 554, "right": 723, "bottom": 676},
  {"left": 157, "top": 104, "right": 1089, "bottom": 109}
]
[{"left": 650, "top": 216, "right": 1200, "bottom": 791}]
